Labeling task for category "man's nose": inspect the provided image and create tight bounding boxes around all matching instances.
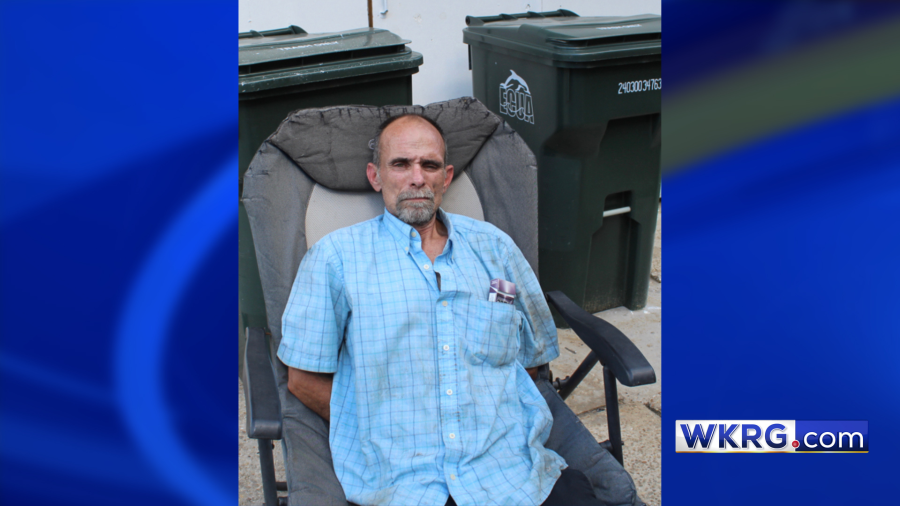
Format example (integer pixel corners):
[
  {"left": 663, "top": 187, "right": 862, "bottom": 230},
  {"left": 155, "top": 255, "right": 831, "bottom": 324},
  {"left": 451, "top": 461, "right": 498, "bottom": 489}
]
[{"left": 409, "top": 164, "right": 426, "bottom": 186}]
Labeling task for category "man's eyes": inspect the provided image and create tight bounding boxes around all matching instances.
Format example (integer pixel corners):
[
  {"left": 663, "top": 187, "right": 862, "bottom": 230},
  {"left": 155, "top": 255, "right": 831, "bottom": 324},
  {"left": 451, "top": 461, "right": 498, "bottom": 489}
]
[{"left": 391, "top": 162, "right": 441, "bottom": 170}]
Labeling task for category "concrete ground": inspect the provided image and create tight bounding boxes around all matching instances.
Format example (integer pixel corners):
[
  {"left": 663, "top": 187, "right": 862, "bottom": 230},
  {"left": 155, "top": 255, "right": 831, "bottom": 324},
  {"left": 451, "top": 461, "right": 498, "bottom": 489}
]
[{"left": 239, "top": 209, "right": 662, "bottom": 505}]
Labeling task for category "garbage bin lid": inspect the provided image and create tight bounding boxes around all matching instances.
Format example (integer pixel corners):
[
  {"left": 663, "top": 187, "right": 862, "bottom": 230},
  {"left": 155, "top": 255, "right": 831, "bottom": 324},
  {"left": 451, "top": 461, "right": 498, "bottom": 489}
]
[
  {"left": 239, "top": 26, "right": 422, "bottom": 93},
  {"left": 463, "top": 13, "right": 661, "bottom": 63}
]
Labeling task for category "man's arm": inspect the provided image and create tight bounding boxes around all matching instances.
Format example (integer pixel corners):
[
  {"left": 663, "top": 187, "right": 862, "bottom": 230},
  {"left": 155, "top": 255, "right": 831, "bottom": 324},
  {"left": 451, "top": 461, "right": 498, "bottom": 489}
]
[
  {"left": 278, "top": 239, "right": 346, "bottom": 422},
  {"left": 498, "top": 233, "right": 559, "bottom": 377},
  {"left": 288, "top": 367, "right": 334, "bottom": 421}
]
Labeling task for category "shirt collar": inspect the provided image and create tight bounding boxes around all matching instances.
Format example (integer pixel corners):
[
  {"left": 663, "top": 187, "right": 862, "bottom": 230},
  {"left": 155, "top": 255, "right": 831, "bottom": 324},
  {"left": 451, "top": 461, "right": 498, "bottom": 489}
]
[{"left": 381, "top": 207, "right": 454, "bottom": 249}]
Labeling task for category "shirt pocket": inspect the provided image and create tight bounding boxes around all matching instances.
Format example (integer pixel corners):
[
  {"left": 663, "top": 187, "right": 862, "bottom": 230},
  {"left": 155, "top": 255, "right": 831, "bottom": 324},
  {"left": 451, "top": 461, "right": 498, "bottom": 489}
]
[{"left": 466, "top": 299, "right": 522, "bottom": 367}]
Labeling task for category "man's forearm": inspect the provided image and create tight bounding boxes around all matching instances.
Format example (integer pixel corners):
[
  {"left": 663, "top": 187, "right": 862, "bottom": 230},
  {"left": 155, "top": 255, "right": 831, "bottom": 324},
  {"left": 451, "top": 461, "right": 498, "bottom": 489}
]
[{"left": 288, "top": 367, "right": 333, "bottom": 421}]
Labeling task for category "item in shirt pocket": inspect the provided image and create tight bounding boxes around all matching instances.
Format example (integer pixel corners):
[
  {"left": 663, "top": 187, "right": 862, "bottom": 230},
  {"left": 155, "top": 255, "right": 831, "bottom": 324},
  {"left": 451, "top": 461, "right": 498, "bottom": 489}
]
[{"left": 488, "top": 278, "right": 516, "bottom": 305}]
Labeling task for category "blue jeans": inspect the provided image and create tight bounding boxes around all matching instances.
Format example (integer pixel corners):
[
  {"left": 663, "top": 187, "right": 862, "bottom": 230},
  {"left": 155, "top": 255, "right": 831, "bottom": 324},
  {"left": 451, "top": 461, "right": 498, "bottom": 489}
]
[
  {"left": 535, "top": 376, "right": 642, "bottom": 506},
  {"left": 445, "top": 468, "right": 606, "bottom": 506}
]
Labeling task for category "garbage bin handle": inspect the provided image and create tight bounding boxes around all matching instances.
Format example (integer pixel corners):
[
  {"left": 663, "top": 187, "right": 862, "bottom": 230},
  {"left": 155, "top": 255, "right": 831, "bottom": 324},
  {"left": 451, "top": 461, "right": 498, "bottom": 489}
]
[
  {"left": 602, "top": 206, "right": 631, "bottom": 218},
  {"left": 465, "top": 9, "right": 579, "bottom": 26},
  {"left": 239, "top": 25, "right": 308, "bottom": 39}
]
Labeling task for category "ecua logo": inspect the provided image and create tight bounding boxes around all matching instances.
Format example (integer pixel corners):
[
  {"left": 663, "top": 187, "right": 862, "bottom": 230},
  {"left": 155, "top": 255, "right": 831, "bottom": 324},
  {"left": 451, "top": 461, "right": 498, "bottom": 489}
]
[
  {"left": 675, "top": 420, "right": 868, "bottom": 453},
  {"left": 499, "top": 70, "right": 534, "bottom": 124}
]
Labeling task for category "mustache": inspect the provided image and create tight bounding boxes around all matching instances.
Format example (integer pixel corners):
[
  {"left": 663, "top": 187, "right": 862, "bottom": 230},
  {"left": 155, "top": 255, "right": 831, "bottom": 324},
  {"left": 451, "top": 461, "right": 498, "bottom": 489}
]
[{"left": 397, "top": 188, "right": 435, "bottom": 203}]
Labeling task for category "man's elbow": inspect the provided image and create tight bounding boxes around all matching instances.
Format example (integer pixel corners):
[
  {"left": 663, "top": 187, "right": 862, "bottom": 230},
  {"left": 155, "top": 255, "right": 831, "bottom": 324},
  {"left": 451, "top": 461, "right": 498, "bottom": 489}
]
[
  {"left": 287, "top": 369, "right": 304, "bottom": 399},
  {"left": 287, "top": 367, "right": 334, "bottom": 420},
  {"left": 288, "top": 368, "right": 330, "bottom": 394}
]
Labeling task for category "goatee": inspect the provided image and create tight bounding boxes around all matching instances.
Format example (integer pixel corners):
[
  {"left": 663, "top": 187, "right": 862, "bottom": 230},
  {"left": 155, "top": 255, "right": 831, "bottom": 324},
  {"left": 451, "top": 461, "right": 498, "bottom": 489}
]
[{"left": 396, "top": 188, "right": 437, "bottom": 226}]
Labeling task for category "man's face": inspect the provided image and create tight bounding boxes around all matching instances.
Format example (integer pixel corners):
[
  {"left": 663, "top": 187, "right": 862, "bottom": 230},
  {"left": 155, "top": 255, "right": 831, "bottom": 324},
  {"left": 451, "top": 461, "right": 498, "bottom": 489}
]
[{"left": 366, "top": 117, "right": 454, "bottom": 227}]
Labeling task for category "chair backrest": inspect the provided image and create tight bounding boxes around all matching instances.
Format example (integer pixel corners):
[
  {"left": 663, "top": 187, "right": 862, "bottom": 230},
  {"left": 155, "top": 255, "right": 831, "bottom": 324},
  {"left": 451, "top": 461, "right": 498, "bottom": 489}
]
[
  {"left": 304, "top": 170, "right": 485, "bottom": 249},
  {"left": 242, "top": 97, "right": 538, "bottom": 353}
]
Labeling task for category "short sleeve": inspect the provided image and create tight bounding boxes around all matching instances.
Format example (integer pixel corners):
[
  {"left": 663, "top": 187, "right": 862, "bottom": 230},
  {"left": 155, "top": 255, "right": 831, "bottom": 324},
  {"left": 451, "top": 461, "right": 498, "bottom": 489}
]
[
  {"left": 277, "top": 238, "right": 349, "bottom": 373},
  {"left": 501, "top": 237, "right": 560, "bottom": 368}
]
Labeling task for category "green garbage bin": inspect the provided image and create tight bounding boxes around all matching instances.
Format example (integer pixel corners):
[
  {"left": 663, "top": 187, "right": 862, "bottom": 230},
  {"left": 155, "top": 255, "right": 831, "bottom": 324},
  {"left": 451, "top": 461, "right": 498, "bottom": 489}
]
[
  {"left": 464, "top": 10, "right": 661, "bottom": 318},
  {"left": 239, "top": 25, "right": 423, "bottom": 372}
]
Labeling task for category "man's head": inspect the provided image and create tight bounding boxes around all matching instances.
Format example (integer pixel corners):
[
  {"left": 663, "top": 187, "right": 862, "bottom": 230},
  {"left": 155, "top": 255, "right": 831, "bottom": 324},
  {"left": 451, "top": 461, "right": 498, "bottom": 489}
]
[{"left": 367, "top": 114, "right": 454, "bottom": 227}]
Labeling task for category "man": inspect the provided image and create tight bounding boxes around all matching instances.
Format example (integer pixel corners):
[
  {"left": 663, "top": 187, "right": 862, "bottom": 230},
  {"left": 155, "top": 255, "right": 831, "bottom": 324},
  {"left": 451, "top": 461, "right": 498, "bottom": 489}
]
[{"left": 278, "top": 113, "right": 606, "bottom": 506}]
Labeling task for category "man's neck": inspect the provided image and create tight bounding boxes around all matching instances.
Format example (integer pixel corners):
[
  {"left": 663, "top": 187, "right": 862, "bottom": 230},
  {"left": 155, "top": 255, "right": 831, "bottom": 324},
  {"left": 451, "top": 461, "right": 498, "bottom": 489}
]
[
  {"left": 413, "top": 214, "right": 448, "bottom": 263},
  {"left": 412, "top": 216, "right": 446, "bottom": 240}
]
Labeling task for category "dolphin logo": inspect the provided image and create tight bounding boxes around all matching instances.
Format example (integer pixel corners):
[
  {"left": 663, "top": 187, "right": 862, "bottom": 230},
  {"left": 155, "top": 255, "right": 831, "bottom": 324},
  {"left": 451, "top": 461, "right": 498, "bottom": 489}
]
[
  {"left": 499, "top": 70, "right": 535, "bottom": 124},
  {"left": 500, "top": 70, "right": 531, "bottom": 94}
]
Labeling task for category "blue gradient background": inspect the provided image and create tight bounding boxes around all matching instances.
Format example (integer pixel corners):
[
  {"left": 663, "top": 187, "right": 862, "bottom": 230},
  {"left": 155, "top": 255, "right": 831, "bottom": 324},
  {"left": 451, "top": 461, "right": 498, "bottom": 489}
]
[
  {"left": 664, "top": 1, "right": 900, "bottom": 505},
  {"left": 0, "top": 1, "right": 235, "bottom": 505},
  {"left": 0, "top": 1, "right": 898, "bottom": 505}
]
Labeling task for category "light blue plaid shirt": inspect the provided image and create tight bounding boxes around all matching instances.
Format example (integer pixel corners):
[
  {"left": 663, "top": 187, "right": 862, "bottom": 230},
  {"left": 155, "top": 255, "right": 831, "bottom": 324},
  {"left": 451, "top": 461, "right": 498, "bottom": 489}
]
[{"left": 279, "top": 208, "right": 565, "bottom": 506}]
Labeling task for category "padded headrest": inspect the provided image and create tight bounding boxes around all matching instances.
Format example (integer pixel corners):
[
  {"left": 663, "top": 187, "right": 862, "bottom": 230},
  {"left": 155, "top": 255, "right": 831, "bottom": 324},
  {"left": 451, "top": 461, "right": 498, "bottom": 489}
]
[{"left": 267, "top": 97, "right": 502, "bottom": 191}]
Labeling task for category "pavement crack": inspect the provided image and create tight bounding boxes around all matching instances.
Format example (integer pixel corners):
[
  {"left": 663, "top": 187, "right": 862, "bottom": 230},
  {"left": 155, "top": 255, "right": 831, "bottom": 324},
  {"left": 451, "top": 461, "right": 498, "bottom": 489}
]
[
  {"left": 576, "top": 406, "right": 606, "bottom": 418},
  {"left": 643, "top": 402, "right": 661, "bottom": 418}
]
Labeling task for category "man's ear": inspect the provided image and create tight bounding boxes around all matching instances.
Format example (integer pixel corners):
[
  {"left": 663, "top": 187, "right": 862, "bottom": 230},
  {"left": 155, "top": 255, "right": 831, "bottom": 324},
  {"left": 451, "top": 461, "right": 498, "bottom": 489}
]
[
  {"left": 366, "top": 163, "right": 382, "bottom": 192},
  {"left": 442, "top": 164, "right": 454, "bottom": 193}
]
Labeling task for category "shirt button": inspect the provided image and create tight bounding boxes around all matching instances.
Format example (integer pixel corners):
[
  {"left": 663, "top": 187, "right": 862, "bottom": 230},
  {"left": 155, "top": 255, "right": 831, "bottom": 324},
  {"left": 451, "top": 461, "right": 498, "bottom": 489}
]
[
  {"left": 404, "top": 247, "right": 408, "bottom": 252},
  {"left": 411, "top": 231, "right": 417, "bottom": 237},
  {"left": 446, "top": 389, "right": 453, "bottom": 395},
  {"left": 423, "top": 264, "right": 430, "bottom": 270},
  {"left": 450, "top": 474, "right": 456, "bottom": 480},
  {"left": 443, "top": 345, "right": 450, "bottom": 351},
  {"left": 449, "top": 433, "right": 456, "bottom": 439},
  {"left": 442, "top": 301, "right": 448, "bottom": 307}
]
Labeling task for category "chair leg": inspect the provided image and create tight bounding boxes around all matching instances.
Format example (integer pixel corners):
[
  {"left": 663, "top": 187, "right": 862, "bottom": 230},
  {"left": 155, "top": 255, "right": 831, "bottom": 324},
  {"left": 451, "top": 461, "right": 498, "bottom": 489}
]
[
  {"left": 603, "top": 366, "right": 624, "bottom": 466},
  {"left": 258, "top": 438, "right": 279, "bottom": 506}
]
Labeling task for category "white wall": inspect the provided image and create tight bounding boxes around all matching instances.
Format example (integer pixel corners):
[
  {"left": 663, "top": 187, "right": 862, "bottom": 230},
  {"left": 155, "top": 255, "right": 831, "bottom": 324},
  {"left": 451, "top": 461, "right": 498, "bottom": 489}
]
[{"left": 239, "top": 0, "right": 661, "bottom": 105}]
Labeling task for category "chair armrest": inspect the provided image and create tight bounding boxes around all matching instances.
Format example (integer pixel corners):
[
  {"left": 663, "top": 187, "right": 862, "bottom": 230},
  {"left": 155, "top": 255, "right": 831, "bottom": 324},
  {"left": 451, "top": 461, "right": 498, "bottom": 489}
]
[
  {"left": 241, "top": 327, "right": 283, "bottom": 440},
  {"left": 546, "top": 291, "right": 656, "bottom": 387}
]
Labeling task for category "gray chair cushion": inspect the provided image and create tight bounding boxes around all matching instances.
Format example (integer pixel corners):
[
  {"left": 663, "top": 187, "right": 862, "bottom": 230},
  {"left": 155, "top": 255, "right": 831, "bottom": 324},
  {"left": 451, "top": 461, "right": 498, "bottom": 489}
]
[{"left": 267, "top": 97, "right": 501, "bottom": 191}]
